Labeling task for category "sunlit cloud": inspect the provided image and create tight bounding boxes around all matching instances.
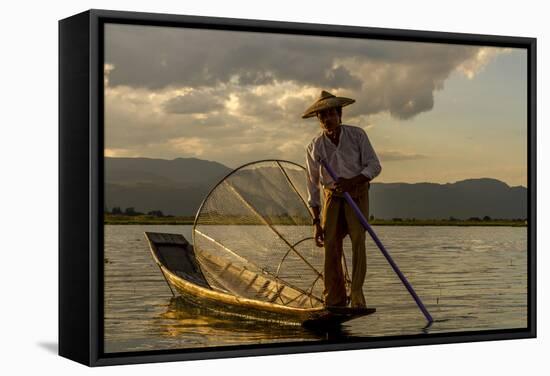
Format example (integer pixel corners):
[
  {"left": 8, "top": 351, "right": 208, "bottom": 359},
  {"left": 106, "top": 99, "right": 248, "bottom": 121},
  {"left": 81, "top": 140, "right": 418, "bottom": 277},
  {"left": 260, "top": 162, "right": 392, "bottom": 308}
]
[
  {"left": 168, "top": 137, "right": 209, "bottom": 156},
  {"left": 456, "top": 47, "right": 512, "bottom": 79},
  {"left": 378, "top": 150, "right": 430, "bottom": 162},
  {"left": 163, "top": 90, "right": 227, "bottom": 114},
  {"left": 104, "top": 148, "right": 142, "bottom": 157}
]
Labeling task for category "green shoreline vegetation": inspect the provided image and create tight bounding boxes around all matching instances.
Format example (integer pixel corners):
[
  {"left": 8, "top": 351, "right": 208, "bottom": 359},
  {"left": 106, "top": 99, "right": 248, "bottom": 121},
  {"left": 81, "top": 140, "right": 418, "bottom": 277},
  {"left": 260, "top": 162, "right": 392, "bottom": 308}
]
[{"left": 104, "top": 212, "right": 527, "bottom": 227}]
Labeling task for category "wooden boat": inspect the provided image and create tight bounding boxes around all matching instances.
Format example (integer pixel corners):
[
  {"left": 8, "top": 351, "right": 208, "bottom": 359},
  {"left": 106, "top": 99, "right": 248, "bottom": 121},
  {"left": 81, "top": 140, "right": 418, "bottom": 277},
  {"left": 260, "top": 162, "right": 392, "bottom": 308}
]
[{"left": 145, "top": 231, "right": 375, "bottom": 328}]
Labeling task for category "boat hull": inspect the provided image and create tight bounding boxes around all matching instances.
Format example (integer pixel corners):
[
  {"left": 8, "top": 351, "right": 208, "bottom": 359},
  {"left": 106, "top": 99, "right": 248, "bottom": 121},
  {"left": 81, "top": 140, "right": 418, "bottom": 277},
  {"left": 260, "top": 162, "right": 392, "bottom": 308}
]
[{"left": 145, "top": 232, "right": 375, "bottom": 328}]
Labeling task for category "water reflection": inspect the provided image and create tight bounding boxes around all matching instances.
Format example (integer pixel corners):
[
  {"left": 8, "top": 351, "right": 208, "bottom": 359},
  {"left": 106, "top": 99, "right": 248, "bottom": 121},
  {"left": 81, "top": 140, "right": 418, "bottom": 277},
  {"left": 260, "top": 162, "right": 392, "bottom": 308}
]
[{"left": 160, "top": 297, "right": 355, "bottom": 343}]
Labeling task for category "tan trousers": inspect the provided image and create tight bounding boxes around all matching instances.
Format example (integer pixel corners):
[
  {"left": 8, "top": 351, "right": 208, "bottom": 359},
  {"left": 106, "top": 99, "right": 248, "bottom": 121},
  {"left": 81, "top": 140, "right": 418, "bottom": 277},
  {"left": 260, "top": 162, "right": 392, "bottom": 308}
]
[{"left": 321, "top": 182, "right": 369, "bottom": 307}]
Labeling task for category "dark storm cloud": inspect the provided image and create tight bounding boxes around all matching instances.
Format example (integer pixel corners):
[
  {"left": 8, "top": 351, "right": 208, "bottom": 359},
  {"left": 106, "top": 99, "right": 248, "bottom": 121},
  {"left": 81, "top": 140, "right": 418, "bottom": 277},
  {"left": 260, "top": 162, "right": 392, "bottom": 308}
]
[
  {"left": 105, "top": 23, "right": 486, "bottom": 119},
  {"left": 343, "top": 71, "right": 438, "bottom": 120},
  {"left": 105, "top": 24, "right": 379, "bottom": 91}
]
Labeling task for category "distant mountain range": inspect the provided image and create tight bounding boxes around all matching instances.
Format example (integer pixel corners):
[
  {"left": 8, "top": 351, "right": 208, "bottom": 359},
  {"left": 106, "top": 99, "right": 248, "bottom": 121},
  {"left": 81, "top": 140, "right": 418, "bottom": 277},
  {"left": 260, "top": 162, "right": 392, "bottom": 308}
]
[
  {"left": 104, "top": 157, "right": 527, "bottom": 219},
  {"left": 105, "top": 157, "right": 231, "bottom": 217},
  {"left": 368, "top": 179, "right": 526, "bottom": 220}
]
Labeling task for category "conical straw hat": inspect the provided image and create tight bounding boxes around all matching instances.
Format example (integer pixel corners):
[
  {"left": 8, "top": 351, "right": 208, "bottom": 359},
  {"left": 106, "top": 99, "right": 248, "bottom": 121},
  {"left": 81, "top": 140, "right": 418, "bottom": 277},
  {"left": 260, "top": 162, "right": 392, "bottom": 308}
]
[{"left": 301, "top": 90, "right": 355, "bottom": 119}]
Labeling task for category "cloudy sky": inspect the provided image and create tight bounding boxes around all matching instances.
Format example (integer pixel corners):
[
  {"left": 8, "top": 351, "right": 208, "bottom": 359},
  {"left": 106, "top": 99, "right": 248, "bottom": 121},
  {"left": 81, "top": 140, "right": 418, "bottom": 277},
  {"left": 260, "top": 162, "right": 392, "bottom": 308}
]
[{"left": 104, "top": 23, "right": 527, "bottom": 187}]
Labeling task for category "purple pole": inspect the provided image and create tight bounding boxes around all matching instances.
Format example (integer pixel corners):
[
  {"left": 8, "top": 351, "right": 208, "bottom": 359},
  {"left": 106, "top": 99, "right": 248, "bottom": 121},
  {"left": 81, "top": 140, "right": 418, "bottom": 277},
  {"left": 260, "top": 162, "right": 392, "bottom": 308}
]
[{"left": 321, "top": 160, "right": 433, "bottom": 324}]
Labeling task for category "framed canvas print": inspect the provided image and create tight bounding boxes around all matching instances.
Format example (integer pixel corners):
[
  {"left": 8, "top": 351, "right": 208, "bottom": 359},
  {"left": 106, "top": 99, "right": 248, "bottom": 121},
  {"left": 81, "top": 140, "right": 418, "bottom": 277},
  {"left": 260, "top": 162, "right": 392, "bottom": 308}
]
[{"left": 59, "top": 9, "right": 536, "bottom": 366}]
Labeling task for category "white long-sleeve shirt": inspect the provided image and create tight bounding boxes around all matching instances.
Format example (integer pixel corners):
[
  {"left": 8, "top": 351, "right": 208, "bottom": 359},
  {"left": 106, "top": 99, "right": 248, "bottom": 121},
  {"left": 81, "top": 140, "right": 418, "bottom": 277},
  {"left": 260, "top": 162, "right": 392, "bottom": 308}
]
[{"left": 305, "top": 124, "right": 382, "bottom": 208}]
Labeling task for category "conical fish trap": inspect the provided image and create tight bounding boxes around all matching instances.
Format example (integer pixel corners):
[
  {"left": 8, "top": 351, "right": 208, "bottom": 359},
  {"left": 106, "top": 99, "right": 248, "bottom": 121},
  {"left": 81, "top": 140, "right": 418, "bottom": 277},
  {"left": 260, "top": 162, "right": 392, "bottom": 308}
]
[{"left": 193, "top": 160, "right": 327, "bottom": 308}]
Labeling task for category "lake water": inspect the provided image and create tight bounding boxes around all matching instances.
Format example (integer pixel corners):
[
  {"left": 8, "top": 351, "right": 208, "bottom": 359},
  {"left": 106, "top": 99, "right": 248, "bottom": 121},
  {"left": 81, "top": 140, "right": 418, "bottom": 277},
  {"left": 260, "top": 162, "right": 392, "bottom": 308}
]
[{"left": 104, "top": 225, "right": 527, "bottom": 353}]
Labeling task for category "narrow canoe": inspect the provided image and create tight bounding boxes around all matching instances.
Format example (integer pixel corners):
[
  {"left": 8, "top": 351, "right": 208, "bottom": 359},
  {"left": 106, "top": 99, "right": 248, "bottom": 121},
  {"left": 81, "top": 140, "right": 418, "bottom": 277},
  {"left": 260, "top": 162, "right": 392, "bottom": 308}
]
[{"left": 145, "top": 231, "right": 375, "bottom": 328}]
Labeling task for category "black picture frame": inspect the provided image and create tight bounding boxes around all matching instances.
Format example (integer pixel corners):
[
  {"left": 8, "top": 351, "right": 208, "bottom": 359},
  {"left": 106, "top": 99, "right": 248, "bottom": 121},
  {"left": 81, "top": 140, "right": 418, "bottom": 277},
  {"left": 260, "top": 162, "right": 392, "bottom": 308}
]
[{"left": 59, "top": 8, "right": 537, "bottom": 367}]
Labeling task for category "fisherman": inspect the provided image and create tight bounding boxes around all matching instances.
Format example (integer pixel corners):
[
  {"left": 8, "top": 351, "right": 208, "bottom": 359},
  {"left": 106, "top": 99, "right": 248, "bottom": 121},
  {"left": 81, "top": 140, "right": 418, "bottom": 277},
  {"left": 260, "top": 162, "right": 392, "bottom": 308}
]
[{"left": 303, "top": 90, "right": 382, "bottom": 309}]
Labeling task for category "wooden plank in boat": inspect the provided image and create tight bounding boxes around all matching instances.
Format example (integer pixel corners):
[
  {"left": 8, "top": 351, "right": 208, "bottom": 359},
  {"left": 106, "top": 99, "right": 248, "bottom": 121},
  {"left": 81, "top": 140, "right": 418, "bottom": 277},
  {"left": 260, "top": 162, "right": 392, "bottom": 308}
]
[
  {"left": 145, "top": 232, "right": 209, "bottom": 288},
  {"left": 145, "top": 232, "right": 189, "bottom": 246}
]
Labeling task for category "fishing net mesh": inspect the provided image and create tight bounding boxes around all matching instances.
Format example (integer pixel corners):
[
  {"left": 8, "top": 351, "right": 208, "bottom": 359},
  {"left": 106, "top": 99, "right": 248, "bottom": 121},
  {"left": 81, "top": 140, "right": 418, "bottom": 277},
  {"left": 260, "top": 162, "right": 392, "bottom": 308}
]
[{"left": 193, "top": 160, "right": 333, "bottom": 308}]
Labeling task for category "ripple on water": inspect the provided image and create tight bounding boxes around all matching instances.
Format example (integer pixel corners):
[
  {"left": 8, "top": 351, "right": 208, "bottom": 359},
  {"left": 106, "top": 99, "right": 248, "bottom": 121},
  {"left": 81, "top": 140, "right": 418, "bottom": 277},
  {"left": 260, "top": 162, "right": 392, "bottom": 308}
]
[{"left": 103, "top": 225, "right": 528, "bottom": 353}]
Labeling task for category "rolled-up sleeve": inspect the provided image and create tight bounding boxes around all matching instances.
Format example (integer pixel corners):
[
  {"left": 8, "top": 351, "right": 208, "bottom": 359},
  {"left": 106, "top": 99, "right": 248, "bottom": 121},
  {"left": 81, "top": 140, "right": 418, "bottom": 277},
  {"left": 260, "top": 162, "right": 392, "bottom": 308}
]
[
  {"left": 305, "top": 144, "right": 321, "bottom": 208},
  {"left": 359, "top": 131, "right": 382, "bottom": 181}
]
